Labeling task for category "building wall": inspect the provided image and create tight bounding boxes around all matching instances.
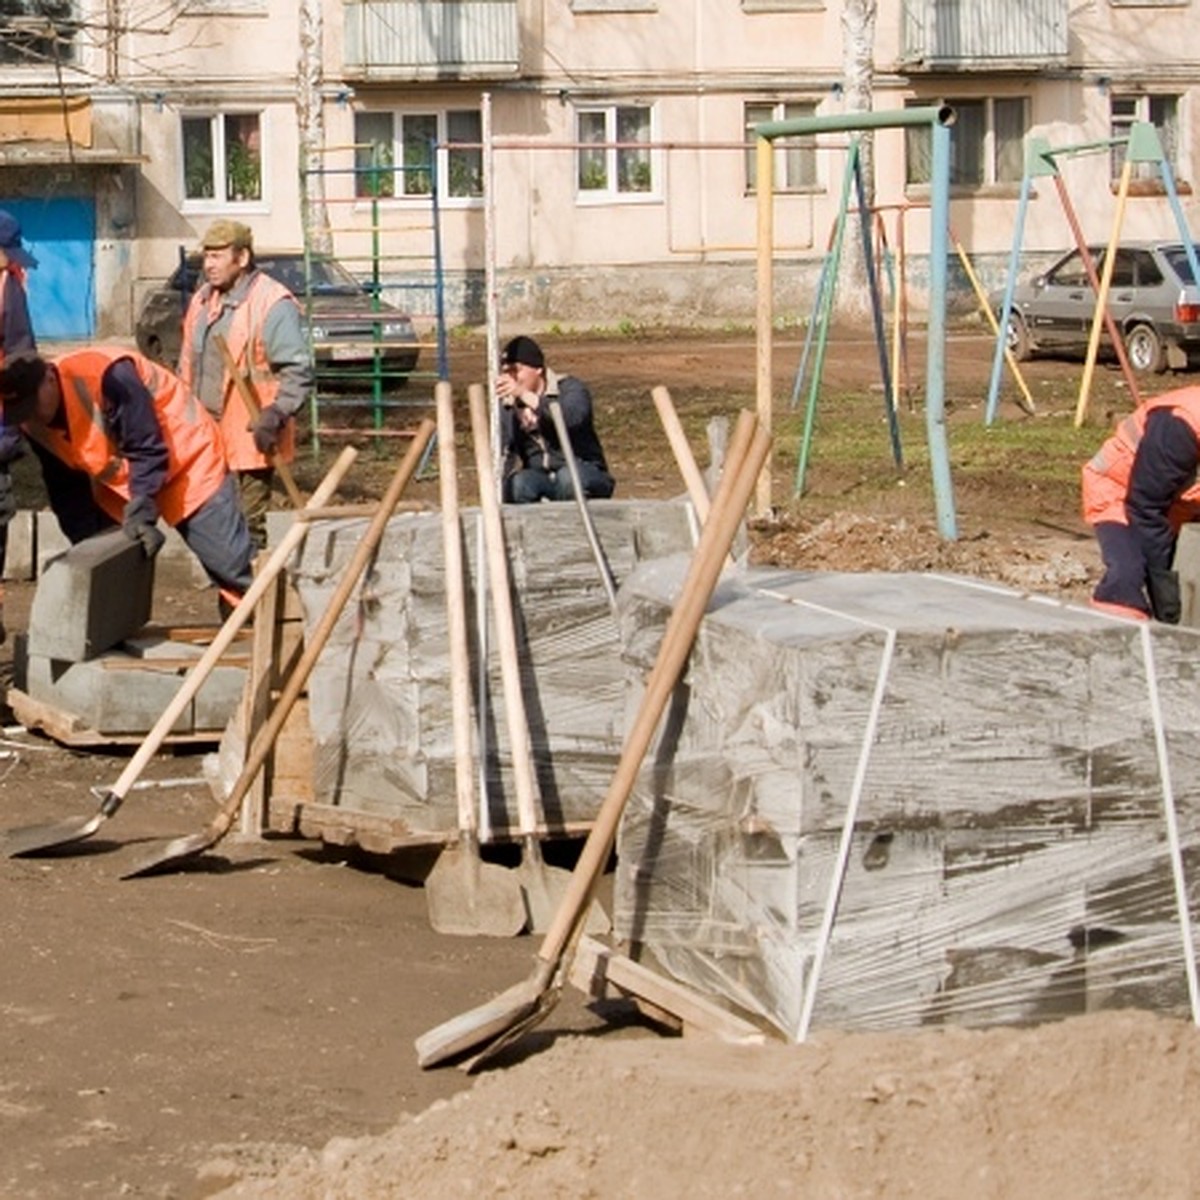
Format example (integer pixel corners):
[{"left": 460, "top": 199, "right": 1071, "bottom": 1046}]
[{"left": 4, "top": 1, "right": 1200, "bottom": 336}]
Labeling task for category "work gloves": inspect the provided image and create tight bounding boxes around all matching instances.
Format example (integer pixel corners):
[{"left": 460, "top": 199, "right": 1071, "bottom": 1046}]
[
  {"left": 123, "top": 494, "right": 166, "bottom": 560},
  {"left": 252, "top": 404, "right": 288, "bottom": 456},
  {"left": 1147, "top": 566, "right": 1182, "bottom": 625}
]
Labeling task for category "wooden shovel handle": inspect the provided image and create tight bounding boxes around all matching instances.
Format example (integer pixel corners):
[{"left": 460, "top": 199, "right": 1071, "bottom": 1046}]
[
  {"left": 652, "top": 385, "right": 712, "bottom": 522},
  {"left": 207, "top": 417, "right": 437, "bottom": 843},
  {"left": 213, "top": 333, "right": 305, "bottom": 509},
  {"left": 103, "top": 446, "right": 358, "bottom": 806},
  {"left": 537, "top": 409, "right": 769, "bottom": 970},
  {"left": 467, "top": 383, "right": 542, "bottom": 839},
  {"left": 437, "top": 384, "right": 477, "bottom": 837}
]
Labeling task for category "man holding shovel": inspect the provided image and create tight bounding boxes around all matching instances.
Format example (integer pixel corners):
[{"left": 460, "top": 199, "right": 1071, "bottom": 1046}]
[{"left": 0, "top": 348, "right": 254, "bottom": 610}]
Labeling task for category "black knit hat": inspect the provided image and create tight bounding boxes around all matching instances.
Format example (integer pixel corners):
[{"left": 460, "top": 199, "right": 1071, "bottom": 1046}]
[
  {"left": 0, "top": 351, "right": 48, "bottom": 423},
  {"left": 501, "top": 335, "right": 545, "bottom": 370}
]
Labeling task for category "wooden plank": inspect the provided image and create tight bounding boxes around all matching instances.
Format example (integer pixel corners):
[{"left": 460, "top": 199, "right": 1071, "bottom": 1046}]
[
  {"left": 296, "top": 802, "right": 450, "bottom": 853},
  {"left": 5, "top": 688, "right": 219, "bottom": 749},
  {"left": 568, "top": 935, "right": 769, "bottom": 1046}
]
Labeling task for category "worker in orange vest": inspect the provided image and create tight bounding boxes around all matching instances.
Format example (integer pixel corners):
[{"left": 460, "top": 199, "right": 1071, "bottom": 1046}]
[
  {"left": 1081, "top": 385, "right": 1200, "bottom": 623},
  {"left": 0, "top": 348, "right": 254, "bottom": 608},
  {"left": 0, "top": 210, "right": 38, "bottom": 643},
  {"left": 178, "top": 220, "right": 312, "bottom": 550}
]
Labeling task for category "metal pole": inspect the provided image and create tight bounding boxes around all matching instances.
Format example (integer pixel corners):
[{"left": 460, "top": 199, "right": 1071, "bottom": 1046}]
[{"left": 926, "top": 118, "right": 956, "bottom": 539}]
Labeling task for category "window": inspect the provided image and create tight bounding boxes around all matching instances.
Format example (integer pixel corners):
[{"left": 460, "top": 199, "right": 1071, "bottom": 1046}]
[
  {"left": 1111, "top": 94, "right": 1181, "bottom": 183},
  {"left": 906, "top": 97, "right": 1028, "bottom": 188},
  {"left": 745, "top": 101, "right": 818, "bottom": 192},
  {"left": 353, "top": 109, "right": 483, "bottom": 202},
  {"left": 0, "top": 0, "right": 79, "bottom": 66},
  {"left": 182, "top": 113, "right": 263, "bottom": 204},
  {"left": 576, "top": 105, "right": 654, "bottom": 198}
]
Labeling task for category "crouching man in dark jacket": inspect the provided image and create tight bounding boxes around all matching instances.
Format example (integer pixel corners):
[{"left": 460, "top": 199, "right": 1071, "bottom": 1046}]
[{"left": 494, "top": 335, "right": 615, "bottom": 504}]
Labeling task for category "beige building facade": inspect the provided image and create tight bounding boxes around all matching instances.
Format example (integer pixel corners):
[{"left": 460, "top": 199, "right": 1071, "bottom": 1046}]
[{"left": 0, "top": 1, "right": 1197, "bottom": 337}]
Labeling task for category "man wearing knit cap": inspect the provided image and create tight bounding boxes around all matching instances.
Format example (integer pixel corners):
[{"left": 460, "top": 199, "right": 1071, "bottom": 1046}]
[
  {"left": 495, "top": 335, "right": 614, "bottom": 504},
  {"left": 177, "top": 219, "right": 312, "bottom": 549}
]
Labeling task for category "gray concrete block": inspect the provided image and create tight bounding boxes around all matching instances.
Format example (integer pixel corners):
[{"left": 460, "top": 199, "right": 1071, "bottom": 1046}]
[
  {"left": 192, "top": 664, "right": 248, "bottom": 730},
  {"left": 291, "top": 499, "right": 699, "bottom": 835},
  {"left": 27, "top": 528, "right": 155, "bottom": 661},
  {"left": 35, "top": 511, "right": 69, "bottom": 576},
  {"left": 3, "top": 510, "right": 35, "bottom": 581},
  {"left": 1176, "top": 523, "right": 1200, "bottom": 628},
  {"left": 611, "top": 561, "right": 1200, "bottom": 1040},
  {"left": 21, "top": 652, "right": 194, "bottom": 735}
]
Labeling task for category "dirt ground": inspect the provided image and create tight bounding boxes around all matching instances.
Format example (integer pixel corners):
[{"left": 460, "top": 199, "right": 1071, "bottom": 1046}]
[{"left": 1, "top": 324, "right": 1182, "bottom": 1199}]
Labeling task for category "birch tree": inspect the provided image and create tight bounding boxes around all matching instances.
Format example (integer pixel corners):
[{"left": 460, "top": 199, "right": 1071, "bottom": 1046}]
[
  {"left": 840, "top": 0, "right": 877, "bottom": 313},
  {"left": 298, "top": 0, "right": 332, "bottom": 256}
]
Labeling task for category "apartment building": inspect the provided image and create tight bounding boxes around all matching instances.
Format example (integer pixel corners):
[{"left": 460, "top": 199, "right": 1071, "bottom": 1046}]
[{"left": 0, "top": 0, "right": 1196, "bottom": 339}]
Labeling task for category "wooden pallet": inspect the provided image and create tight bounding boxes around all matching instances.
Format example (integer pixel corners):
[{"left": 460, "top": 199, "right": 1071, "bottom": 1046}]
[{"left": 6, "top": 687, "right": 222, "bottom": 749}]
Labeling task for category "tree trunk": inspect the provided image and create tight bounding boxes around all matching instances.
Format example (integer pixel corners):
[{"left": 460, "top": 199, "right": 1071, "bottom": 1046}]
[
  {"left": 298, "top": 0, "right": 332, "bottom": 256},
  {"left": 839, "top": 0, "right": 877, "bottom": 318}
]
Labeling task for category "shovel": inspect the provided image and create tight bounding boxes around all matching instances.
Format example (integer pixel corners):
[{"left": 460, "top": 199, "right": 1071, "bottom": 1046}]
[
  {"left": 119, "top": 417, "right": 436, "bottom": 878},
  {"left": 467, "top": 383, "right": 570, "bottom": 933},
  {"left": 424, "top": 385, "right": 526, "bottom": 937},
  {"left": 415, "top": 410, "right": 769, "bottom": 1070},
  {"left": 1, "top": 446, "right": 359, "bottom": 858},
  {"left": 547, "top": 399, "right": 618, "bottom": 615},
  {"left": 213, "top": 333, "right": 305, "bottom": 510}
]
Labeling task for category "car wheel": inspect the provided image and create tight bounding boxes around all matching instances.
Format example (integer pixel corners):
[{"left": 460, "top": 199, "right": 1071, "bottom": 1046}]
[
  {"left": 1005, "top": 311, "right": 1032, "bottom": 362},
  {"left": 1125, "top": 322, "right": 1167, "bottom": 374}
]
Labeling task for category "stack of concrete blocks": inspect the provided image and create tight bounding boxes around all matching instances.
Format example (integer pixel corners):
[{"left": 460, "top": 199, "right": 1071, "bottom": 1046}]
[
  {"left": 613, "top": 559, "right": 1200, "bottom": 1039},
  {"left": 13, "top": 529, "right": 243, "bottom": 735},
  {"left": 289, "top": 499, "right": 698, "bottom": 837}
]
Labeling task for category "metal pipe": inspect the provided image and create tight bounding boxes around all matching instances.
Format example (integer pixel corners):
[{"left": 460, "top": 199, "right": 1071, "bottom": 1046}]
[{"left": 755, "top": 105, "right": 954, "bottom": 140}]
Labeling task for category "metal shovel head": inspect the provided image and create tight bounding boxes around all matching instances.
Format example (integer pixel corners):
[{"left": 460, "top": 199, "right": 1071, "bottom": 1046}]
[
  {"left": 415, "top": 969, "right": 557, "bottom": 1070},
  {"left": 516, "top": 840, "right": 612, "bottom": 937},
  {"left": 425, "top": 844, "right": 528, "bottom": 938},
  {"left": 119, "top": 829, "right": 215, "bottom": 879},
  {"left": 2, "top": 810, "right": 108, "bottom": 857}
]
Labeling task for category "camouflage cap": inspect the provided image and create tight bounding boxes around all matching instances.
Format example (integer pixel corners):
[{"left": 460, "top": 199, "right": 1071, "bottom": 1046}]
[
  {"left": 0, "top": 352, "right": 49, "bottom": 424},
  {"left": 200, "top": 219, "right": 254, "bottom": 251}
]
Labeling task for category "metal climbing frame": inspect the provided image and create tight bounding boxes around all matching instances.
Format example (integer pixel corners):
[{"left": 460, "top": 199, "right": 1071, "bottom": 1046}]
[{"left": 298, "top": 141, "right": 450, "bottom": 455}]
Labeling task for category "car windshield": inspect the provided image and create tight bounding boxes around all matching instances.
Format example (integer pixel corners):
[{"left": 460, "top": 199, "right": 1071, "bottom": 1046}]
[
  {"left": 165, "top": 253, "right": 368, "bottom": 297},
  {"left": 1163, "top": 246, "right": 1200, "bottom": 286},
  {"left": 261, "top": 256, "right": 364, "bottom": 297}
]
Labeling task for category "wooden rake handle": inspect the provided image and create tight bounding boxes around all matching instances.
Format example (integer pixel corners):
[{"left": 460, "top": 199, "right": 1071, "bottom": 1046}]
[{"left": 213, "top": 332, "right": 305, "bottom": 509}]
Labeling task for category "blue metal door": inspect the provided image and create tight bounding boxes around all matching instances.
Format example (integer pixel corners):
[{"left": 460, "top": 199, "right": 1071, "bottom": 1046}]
[{"left": 0, "top": 197, "right": 96, "bottom": 340}]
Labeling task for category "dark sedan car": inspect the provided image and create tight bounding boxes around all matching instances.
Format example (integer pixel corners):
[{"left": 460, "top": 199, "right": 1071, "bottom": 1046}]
[
  {"left": 136, "top": 250, "right": 420, "bottom": 388},
  {"left": 992, "top": 241, "right": 1200, "bottom": 374}
]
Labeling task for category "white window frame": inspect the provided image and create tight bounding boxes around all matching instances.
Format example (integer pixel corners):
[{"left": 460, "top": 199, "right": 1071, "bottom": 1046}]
[
  {"left": 179, "top": 110, "right": 268, "bottom": 214},
  {"left": 1110, "top": 92, "right": 1185, "bottom": 185},
  {"left": 906, "top": 96, "right": 1028, "bottom": 189},
  {"left": 352, "top": 108, "right": 483, "bottom": 207},
  {"left": 0, "top": 0, "right": 82, "bottom": 70},
  {"left": 745, "top": 100, "right": 819, "bottom": 194},
  {"left": 574, "top": 103, "right": 658, "bottom": 205}
]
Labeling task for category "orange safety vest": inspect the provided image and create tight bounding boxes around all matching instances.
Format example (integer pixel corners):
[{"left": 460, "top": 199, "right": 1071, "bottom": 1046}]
[
  {"left": 1081, "top": 387, "right": 1200, "bottom": 530},
  {"left": 180, "top": 271, "right": 298, "bottom": 471},
  {"left": 22, "top": 347, "right": 228, "bottom": 526}
]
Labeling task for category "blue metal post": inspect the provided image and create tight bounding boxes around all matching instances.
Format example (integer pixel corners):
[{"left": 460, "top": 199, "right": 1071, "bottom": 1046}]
[{"left": 927, "top": 119, "right": 957, "bottom": 539}]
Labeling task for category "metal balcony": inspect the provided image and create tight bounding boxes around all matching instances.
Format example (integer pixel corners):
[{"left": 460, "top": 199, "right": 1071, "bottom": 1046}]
[
  {"left": 343, "top": 0, "right": 520, "bottom": 80},
  {"left": 900, "top": 0, "right": 1069, "bottom": 69}
]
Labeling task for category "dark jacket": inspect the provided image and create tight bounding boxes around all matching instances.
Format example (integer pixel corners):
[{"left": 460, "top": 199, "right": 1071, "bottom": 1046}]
[{"left": 500, "top": 369, "right": 608, "bottom": 479}]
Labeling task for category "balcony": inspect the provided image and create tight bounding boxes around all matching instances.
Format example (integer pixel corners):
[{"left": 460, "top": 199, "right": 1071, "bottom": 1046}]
[
  {"left": 900, "top": 0, "right": 1068, "bottom": 70},
  {"left": 343, "top": 1, "right": 520, "bottom": 80}
]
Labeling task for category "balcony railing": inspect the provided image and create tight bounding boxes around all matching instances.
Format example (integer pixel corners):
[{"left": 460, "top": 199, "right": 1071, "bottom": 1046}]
[
  {"left": 901, "top": 0, "right": 1068, "bottom": 68},
  {"left": 343, "top": 1, "right": 520, "bottom": 79}
]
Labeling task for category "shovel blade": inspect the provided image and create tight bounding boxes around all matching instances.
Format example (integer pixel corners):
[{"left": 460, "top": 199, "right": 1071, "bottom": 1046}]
[
  {"left": 415, "top": 970, "right": 553, "bottom": 1070},
  {"left": 119, "top": 831, "right": 215, "bottom": 879},
  {"left": 425, "top": 846, "right": 527, "bottom": 938},
  {"left": 2, "top": 811, "right": 107, "bottom": 857}
]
